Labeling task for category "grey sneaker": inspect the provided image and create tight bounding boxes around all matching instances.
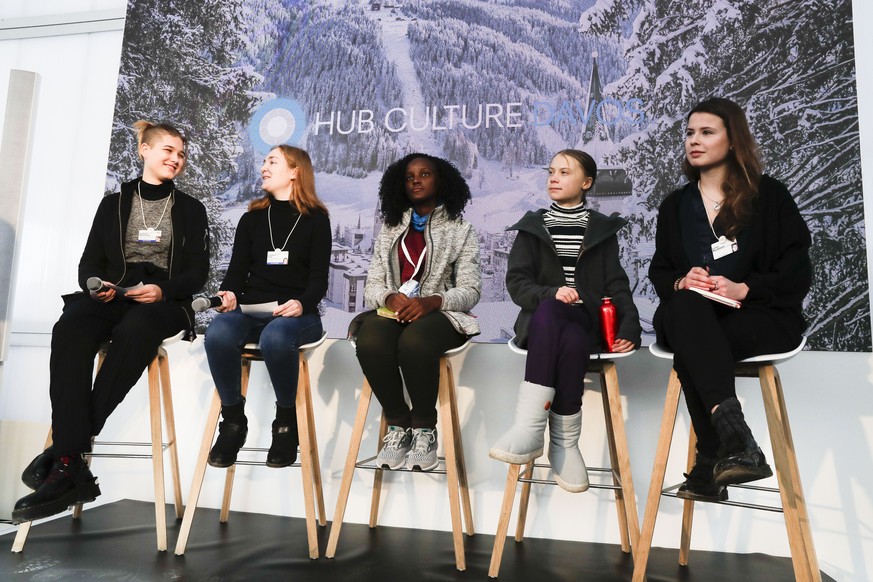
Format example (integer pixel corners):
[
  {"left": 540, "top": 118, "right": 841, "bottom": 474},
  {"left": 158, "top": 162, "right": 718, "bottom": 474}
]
[
  {"left": 407, "top": 428, "right": 439, "bottom": 471},
  {"left": 376, "top": 426, "right": 412, "bottom": 469}
]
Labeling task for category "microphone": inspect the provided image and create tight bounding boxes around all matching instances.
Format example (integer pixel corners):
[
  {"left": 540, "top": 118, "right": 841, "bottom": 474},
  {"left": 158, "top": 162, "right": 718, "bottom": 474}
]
[
  {"left": 86, "top": 277, "right": 107, "bottom": 292},
  {"left": 192, "top": 296, "right": 223, "bottom": 312}
]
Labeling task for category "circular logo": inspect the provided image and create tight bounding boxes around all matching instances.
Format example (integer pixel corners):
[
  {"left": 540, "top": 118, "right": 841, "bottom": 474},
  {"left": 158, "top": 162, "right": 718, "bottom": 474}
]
[{"left": 248, "top": 98, "right": 307, "bottom": 153}]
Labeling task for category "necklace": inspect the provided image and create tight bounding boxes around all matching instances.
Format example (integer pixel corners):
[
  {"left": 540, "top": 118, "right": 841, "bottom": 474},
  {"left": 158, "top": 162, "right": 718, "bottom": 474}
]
[
  {"left": 268, "top": 204, "right": 302, "bottom": 251},
  {"left": 137, "top": 181, "right": 173, "bottom": 231},
  {"left": 698, "top": 182, "right": 723, "bottom": 211}
]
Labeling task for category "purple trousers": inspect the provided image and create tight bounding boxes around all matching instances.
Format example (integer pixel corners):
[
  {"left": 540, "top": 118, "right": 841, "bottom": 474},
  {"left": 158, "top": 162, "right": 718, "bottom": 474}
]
[{"left": 524, "top": 299, "right": 594, "bottom": 415}]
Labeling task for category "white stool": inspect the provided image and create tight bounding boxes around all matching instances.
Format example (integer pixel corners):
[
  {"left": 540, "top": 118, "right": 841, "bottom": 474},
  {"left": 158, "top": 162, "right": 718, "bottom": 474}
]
[
  {"left": 633, "top": 339, "right": 820, "bottom": 582},
  {"left": 326, "top": 340, "right": 474, "bottom": 570},
  {"left": 174, "top": 331, "right": 327, "bottom": 559},
  {"left": 488, "top": 338, "right": 641, "bottom": 577},
  {"left": 11, "top": 330, "right": 187, "bottom": 553}
]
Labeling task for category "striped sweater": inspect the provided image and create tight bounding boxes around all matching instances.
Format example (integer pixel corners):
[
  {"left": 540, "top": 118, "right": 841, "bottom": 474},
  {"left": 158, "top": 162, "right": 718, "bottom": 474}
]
[{"left": 543, "top": 202, "right": 588, "bottom": 288}]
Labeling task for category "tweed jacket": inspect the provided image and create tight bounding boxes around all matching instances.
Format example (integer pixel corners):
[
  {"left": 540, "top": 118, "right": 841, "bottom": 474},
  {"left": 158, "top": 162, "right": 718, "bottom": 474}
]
[
  {"left": 506, "top": 208, "right": 641, "bottom": 350},
  {"left": 358, "top": 206, "right": 481, "bottom": 336}
]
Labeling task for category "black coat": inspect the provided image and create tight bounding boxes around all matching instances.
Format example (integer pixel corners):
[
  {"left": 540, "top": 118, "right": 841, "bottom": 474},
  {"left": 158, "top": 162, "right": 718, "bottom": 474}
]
[
  {"left": 506, "top": 208, "right": 642, "bottom": 350},
  {"left": 649, "top": 175, "right": 811, "bottom": 339},
  {"left": 76, "top": 178, "right": 210, "bottom": 333}
]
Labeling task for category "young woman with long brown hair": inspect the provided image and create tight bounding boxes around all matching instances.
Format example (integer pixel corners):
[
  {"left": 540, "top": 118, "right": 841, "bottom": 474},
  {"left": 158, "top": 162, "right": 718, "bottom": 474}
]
[
  {"left": 204, "top": 145, "right": 331, "bottom": 469},
  {"left": 649, "top": 97, "right": 812, "bottom": 501}
]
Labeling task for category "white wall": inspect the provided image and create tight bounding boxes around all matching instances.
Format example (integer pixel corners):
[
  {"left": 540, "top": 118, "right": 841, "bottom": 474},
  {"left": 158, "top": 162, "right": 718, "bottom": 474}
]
[{"left": 1, "top": 2, "right": 872, "bottom": 581}]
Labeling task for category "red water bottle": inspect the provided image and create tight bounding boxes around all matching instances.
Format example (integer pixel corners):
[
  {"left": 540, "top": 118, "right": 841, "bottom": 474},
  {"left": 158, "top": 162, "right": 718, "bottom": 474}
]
[{"left": 600, "top": 297, "right": 617, "bottom": 352}]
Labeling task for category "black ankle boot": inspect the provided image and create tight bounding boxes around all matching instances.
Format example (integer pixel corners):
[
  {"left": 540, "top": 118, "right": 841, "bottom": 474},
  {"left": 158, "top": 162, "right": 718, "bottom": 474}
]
[
  {"left": 208, "top": 400, "right": 248, "bottom": 468},
  {"left": 12, "top": 454, "right": 101, "bottom": 524},
  {"left": 711, "top": 397, "right": 772, "bottom": 486},
  {"left": 266, "top": 405, "right": 298, "bottom": 468},
  {"left": 677, "top": 450, "right": 727, "bottom": 502},
  {"left": 21, "top": 446, "right": 55, "bottom": 490}
]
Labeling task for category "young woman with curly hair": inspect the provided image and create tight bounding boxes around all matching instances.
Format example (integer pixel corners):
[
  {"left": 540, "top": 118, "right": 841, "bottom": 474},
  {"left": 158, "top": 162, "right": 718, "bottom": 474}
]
[{"left": 349, "top": 153, "right": 481, "bottom": 472}]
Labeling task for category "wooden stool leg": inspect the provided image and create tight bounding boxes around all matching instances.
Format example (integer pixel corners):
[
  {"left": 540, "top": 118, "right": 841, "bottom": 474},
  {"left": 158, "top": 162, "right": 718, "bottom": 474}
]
[
  {"left": 11, "top": 431, "right": 55, "bottom": 552},
  {"left": 679, "top": 428, "right": 698, "bottom": 565},
  {"left": 147, "top": 356, "right": 168, "bottom": 551},
  {"left": 632, "top": 368, "right": 683, "bottom": 582},
  {"left": 220, "top": 359, "right": 251, "bottom": 523},
  {"left": 174, "top": 390, "right": 222, "bottom": 555},
  {"left": 446, "top": 360, "right": 474, "bottom": 535},
  {"left": 438, "top": 356, "right": 466, "bottom": 571},
  {"left": 488, "top": 463, "right": 521, "bottom": 578},
  {"left": 295, "top": 388, "right": 319, "bottom": 559},
  {"left": 369, "top": 414, "right": 389, "bottom": 527},
  {"left": 326, "top": 380, "right": 374, "bottom": 558},
  {"left": 514, "top": 461, "right": 534, "bottom": 541},
  {"left": 760, "top": 365, "right": 821, "bottom": 582},
  {"left": 72, "top": 355, "right": 104, "bottom": 521},
  {"left": 158, "top": 351, "right": 183, "bottom": 518},
  {"left": 299, "top": 354, "right": 327, "bottom": 526},
  {"left": 601, "top": 361, "right": 641, "bottom": 555}
]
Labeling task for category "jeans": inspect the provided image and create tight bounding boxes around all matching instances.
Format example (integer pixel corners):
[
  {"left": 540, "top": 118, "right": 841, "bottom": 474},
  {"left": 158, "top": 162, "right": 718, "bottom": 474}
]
[{"left": 204, "top": 309, "right": 322, "bottom": 407}]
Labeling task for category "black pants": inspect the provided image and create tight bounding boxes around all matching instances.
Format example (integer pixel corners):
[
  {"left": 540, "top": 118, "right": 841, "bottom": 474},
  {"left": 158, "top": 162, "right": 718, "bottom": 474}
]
[
  {"left": 656, "top": 291, "right": 799, "bottom": 455},
  {"left": 354, "top": 311, "right": 466, "bottom": 429},
  {"left": 49, "top": 295, "right": 189, "bottom": 456}
]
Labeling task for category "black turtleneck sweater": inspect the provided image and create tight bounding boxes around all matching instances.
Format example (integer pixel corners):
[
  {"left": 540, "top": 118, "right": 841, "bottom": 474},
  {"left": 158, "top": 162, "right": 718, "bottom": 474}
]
[{"left": 220, "top": 197, "right": 332, "bottom": 313}]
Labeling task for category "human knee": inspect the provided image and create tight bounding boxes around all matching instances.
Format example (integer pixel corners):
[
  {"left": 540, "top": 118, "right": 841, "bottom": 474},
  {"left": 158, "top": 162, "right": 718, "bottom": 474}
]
[{"left": 529, "top": 299, "right": 565, "bottom": 330}]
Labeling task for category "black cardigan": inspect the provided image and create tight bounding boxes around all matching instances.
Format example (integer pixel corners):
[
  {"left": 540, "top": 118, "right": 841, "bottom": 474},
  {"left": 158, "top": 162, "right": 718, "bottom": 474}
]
[
  {"left": 220, "top": 199, "right": 331, "bottom": 314},
  {"left": 649, "top": 175, "right": 812, "bottom": 338}
]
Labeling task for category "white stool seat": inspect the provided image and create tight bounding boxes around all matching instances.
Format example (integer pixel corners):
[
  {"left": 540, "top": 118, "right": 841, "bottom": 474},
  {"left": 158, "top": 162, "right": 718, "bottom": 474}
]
[
  {"left": 649, "top": 337, "right": 807, "bottom": 364},
  {"left": 507, "top": 336, "right": 635, "bottom": 361}
]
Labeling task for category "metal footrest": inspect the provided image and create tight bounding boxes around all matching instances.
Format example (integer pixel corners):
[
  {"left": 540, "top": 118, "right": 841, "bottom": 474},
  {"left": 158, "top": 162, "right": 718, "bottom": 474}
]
[
  {"left": 518, "top": 463, "right": 622, "bottom": 491},
  {"left": 354, "top": 454, "right": 450, "bottom": 475},
  {"left": 661, "top": 481, "right": 783, "bottom": 512},
  {"left": 85, "top": 440, "right": 171, "bottom": 460}
]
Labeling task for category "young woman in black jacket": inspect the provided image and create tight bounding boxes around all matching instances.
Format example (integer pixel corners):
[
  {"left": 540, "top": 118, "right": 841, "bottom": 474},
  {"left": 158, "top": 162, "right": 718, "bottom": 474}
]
[
  {"left": 649, "top": 98, "right": 812, "bottom": 502},
  {"left": 14, "top": 121, "right": 209, "bottom": 523},
  {"left": 489, "top": 149, "right": 640, "bottom": 492}
]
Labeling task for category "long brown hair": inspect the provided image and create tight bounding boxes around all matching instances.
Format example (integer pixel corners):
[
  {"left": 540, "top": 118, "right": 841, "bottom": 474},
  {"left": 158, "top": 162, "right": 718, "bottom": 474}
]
[
  {"left": 249, "top": 145, "right": 328, "bottom": 215},
  {"left": 133, "top": 120, "right": 187, "bottom": 173},
  {"left": 681, "top": 98, "right": 762, "bottom": 238}
]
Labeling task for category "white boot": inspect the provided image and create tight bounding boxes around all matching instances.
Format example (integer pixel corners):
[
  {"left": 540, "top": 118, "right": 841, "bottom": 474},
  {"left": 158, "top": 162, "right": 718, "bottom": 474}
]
[
  {"left": 489, "top": 381, "right": 555, "bottom": 464},
  {"left": 548, "top": 410, "right": 589, "bottom": 492}
]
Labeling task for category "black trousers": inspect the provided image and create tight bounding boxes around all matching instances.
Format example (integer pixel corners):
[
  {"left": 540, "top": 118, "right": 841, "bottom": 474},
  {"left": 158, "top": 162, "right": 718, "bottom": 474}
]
[
  {"left": 656, "top": 290, "right": 799, "bottom": 455},
  {"left": 354, "top": 311, "right": 466, "bottom": 429},
  {"left": 49, "top": 295, "right": 189, "bottom": 456}
]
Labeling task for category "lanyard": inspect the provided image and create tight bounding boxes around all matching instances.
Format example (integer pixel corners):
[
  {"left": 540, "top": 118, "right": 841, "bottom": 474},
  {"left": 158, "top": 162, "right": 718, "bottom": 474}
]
[
  {"left": 400, "top": 229, "right": 427, "bottom": 280},
  {"left": 137, "top": 182, "right": 173, "bottom": 231},
  {"left": 268, "top": 205, "right": 302, "bottom": 252}
]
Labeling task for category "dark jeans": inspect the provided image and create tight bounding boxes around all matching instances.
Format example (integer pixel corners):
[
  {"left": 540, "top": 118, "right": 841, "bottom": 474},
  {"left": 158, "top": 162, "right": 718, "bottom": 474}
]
[
  {"left": 49, "top": 294, "right": 190, "bottom": 456},
  {"left": 524, "top": 299, "right": 594, "bottom": 415},
  {"left": 656, "top": 290, "right": 799, "bottom": 454},
  {"left": 204, "top": 309, "right": 322, "bottom": 408},
  {"left": 354, "top": 311, "right": 466, "bottom": 429}
]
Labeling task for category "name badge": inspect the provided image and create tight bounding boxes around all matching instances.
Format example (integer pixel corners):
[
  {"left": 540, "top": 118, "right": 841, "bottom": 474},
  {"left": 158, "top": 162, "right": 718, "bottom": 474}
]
[
  {"left": 398, "top": 279, "right": 420, "bottom": 297},
  {"left": 267, "top": 249, "right": 289, "bottom": 265},
  {"left": 711, "top": 236, "right": 738, "bottom": 260},
  {"left": 138, "top": 228, "right": 161, "bottom": 243}
]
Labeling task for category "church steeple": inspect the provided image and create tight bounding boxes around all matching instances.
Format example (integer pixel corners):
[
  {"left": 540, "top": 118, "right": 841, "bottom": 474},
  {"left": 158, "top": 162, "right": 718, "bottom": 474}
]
[{"left": 578, "top": 51, "right": 615, "bottom": 163}]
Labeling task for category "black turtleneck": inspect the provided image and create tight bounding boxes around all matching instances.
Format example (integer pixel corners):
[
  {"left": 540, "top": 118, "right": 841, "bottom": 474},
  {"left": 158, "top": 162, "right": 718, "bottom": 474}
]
[
  {"left": 220, "top": 196, "right": 332, "bottom": 313},
  {"left": 137, "top": 179, "right": 174, "bottom": 200}
]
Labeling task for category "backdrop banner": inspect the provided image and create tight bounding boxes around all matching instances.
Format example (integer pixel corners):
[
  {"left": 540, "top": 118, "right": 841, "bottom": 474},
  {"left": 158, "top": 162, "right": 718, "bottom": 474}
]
[{"left": 107, "top": 0, "right": 868, "bottom": 351}]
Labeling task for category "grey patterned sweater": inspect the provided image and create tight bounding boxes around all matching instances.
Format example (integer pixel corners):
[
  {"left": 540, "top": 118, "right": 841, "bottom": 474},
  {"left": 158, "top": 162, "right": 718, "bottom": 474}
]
[{"left": 362, "top": 206, "right": 481, "bottom": 336}]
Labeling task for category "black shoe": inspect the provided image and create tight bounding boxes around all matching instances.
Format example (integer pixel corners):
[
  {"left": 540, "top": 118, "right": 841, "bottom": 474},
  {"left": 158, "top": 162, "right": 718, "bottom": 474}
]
[
  {"left": 713, "top": 447, "right": 773, "bottom": 486},
  {"left": 12, "top": 455, "right": 100, "bottom": 524},
  {"left": 676, "top": 452, "right": 728, "bottom": 503},
  {"left": 266, "top": 420, "right": 299, "bottom": 468},
  {"left": 208, "top": 421, "right": 248, "bottom": 468},
  {"left": 21, "top": 447, "right": 55, "bottom": 490}
]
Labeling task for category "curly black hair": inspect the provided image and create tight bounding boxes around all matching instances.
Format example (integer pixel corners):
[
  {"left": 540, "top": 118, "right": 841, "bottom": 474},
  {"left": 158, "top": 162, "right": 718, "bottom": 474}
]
[{"left": 377, "top": 153, "right": 472, "bottom": 226}]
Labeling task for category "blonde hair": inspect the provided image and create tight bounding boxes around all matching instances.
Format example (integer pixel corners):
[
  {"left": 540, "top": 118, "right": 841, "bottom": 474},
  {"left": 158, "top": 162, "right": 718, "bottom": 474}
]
[
  {"left": 133, "top": 120, "right": 187, "bottom": 171},
  {"left": 249, "top": 145, "right": 328, "bottom": 216}
]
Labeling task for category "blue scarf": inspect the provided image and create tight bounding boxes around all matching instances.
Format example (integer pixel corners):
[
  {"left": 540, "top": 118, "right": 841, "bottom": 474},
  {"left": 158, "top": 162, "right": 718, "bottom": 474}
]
[{"left": 411, "top": 209, "right": 430, "bottom": 232}]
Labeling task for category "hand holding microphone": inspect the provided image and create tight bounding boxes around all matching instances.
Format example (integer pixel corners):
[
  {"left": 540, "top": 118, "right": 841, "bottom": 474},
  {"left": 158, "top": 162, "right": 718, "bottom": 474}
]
[
  {"left": 192, "top": 290, "right": 236, "bottom": 313},
  {"left": 86, "top": 277, "right": 116, "bottom": 303}
]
